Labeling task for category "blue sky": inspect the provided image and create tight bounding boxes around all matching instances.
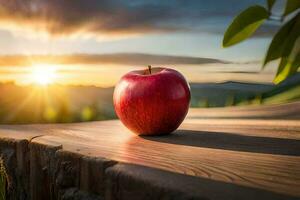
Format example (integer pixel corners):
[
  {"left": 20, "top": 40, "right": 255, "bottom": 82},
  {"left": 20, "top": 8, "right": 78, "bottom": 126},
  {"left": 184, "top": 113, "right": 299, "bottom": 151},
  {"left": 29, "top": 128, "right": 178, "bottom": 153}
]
[{"left": 0, "top": 0, "right": 275, "bottom": 62}]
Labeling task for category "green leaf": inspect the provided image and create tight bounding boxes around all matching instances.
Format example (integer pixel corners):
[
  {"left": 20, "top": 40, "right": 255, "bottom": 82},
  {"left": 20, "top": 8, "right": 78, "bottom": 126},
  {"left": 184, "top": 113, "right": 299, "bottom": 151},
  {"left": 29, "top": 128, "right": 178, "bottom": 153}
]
[
  {"left": 273, "top": 42, "right": 300, "bottom": 84},
  {"left": 284, "top": 0, "right": 300, "bottom": 16},
  {"left": 274, "top": 55, "right": 300, "bottom": 84},
  {"left": 223, "top": 5, "right": 269, "bottom": 47},
  {"left": 274, "top": 58, "right": 289, "bottom": 84},
  {"left": 267, "top": 0, "right": 276, "bottom": 11},
  {"left": 263, "top": 13, "right": 300, "bottom": 66}
]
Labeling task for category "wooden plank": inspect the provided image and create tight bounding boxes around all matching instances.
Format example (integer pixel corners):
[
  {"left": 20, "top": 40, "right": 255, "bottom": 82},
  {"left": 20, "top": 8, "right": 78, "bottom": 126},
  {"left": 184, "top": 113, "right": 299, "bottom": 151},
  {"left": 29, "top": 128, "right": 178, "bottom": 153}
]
[
  {"left": 0, "top": 138, "right": 30, "bottom": 199},
  {"left": 0, "top": 104, "right": 300, "bottom": 199},
  {"left": 26, "top": 119, "right": 300, "bottom": 198},
  {"left": 0, "top": 125, "right": 44, "bottom": 141},
  {"left": 105, "top": 163, "right": 299, "bottom": 200}
]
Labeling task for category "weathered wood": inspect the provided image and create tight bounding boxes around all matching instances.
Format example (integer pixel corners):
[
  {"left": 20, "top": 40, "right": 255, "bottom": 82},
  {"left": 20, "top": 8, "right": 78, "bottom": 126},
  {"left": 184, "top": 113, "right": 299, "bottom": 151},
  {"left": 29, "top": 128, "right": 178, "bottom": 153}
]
[
  {"left": 29, "top": 141, "right": 62, "bottom": 200},
  {"left": 105, "top": 163, "right": 299, "bottom": 200},
  {"left": 0, "top": 138, "right": 30, "bottom": 199},
  {"left": 0, "top": 104, "right": 300, "bottom": 199},
  {"left": 29, "top": 120, "right": 300, "bottom": 198}
]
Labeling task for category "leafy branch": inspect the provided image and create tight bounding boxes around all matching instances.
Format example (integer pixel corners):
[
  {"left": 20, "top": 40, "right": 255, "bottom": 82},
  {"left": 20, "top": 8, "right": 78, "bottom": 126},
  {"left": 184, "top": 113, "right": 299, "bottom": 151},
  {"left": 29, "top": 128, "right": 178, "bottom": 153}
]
[{"left": 223, "top": 0, "right": 300, "bottom": 84}]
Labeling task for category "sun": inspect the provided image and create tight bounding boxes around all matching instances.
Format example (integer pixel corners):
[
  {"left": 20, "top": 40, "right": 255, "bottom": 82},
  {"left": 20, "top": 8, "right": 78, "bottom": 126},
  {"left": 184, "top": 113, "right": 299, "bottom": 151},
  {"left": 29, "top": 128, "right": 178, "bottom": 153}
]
[{"left": 31, "top": 65, "right": 57, "bottom": 85}]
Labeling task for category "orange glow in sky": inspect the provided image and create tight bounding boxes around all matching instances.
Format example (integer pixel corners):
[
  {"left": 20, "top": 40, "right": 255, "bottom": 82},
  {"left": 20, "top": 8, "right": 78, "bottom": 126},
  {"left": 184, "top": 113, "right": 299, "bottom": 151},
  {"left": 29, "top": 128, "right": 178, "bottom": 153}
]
[{"left": 0, "top": 62, "right": 276, "bottom": 87}]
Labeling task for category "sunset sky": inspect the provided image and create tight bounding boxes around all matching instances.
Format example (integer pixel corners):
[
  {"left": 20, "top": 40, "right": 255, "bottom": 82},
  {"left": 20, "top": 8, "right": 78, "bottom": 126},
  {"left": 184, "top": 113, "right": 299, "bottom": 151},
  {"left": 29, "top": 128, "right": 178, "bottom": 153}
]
[{"left": 0, "top": 0, "right": 281, "bottom": 86}]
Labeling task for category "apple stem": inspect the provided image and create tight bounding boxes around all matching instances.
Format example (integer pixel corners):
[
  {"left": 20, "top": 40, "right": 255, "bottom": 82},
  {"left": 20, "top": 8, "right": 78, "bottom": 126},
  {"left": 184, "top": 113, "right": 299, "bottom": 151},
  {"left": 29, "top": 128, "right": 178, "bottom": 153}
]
[{"left": 148, "top": 65, "right": 152, "bottom": 74}]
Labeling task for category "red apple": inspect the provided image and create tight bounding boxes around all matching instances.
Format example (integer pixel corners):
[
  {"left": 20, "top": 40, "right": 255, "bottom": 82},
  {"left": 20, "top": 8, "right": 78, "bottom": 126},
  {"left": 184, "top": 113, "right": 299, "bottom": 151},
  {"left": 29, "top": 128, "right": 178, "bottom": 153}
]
[{"left": 113, "top": 66, "right": 190, "bottom": 136}]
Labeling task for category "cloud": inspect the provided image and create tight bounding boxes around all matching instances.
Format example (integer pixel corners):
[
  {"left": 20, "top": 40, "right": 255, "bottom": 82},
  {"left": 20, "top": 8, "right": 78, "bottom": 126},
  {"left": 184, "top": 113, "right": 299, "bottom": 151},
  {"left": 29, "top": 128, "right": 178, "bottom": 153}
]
[
  {"left": 0, "top": 53, "right": 228, "bottom": 66},
  {"left": 0, "top": 0, "right": 275, "bottom": 38}
]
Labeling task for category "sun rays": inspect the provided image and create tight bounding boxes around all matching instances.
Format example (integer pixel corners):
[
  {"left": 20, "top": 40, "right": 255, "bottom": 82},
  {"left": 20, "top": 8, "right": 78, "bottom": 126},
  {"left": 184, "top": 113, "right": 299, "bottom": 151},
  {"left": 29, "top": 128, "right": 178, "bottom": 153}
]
[
  {"left": 2, "top": 83, "right": 68, "bottom": 123},
  {"left": 31, "top": 64, "right": 57, "bottom": 86}
]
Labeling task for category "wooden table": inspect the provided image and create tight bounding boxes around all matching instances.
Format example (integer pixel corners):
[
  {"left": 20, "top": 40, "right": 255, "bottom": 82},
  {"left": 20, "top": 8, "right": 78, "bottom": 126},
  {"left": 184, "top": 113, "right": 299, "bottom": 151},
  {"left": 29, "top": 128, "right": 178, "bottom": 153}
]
[{"left": 0, "top": 102, "right": 300, "bottom": 200}]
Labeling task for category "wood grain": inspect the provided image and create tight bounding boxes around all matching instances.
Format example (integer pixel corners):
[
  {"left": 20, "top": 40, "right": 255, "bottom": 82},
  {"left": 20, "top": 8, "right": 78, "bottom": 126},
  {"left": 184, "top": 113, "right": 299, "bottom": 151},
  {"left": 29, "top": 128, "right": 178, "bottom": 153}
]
[{"left": 0, "top": 103, "right": 300, "bottom": 199}]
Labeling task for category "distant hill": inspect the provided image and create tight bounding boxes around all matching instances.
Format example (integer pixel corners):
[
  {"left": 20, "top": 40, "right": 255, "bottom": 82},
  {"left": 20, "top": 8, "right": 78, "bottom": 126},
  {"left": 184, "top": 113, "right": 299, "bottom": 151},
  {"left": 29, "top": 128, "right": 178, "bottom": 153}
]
[
  {"left": 260, "top": 73, "right": 300, "bottom": 104},
  {"left": 1, "top": 76, "right": 299, "bottom": 124},
  {"left": 66, "top": 81, "right": 278, "bottom": 109},
  {"left": 190, "top": 81, "right": 274, "bottom": 107},
  {"left": 232, "top": 73, "right": 300, "bottom": 106},
  {"left": 62, "top": 76, "right": 300, "bottom": 108}
]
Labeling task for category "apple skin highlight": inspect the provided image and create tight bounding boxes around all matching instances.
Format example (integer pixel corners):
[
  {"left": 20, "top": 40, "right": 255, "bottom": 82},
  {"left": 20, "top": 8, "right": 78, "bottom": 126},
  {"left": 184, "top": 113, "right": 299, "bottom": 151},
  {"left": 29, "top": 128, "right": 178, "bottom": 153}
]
[{"left": 113, "top": 67, "right": 191, "bottom": 136}]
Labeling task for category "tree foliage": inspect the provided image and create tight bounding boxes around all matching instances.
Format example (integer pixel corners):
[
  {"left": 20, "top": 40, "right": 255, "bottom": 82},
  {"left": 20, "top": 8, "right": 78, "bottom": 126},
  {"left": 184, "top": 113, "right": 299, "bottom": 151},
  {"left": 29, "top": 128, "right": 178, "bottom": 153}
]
[{"left": 223, "top": 0, "right": 300, "bottom": 84}]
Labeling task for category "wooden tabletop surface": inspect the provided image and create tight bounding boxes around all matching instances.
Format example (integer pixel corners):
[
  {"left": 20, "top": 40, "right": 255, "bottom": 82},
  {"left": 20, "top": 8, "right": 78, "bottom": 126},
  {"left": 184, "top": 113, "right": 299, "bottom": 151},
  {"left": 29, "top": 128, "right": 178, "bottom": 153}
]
[{"left": 1, "top": 102, "right": 300, "bottom": 199}]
